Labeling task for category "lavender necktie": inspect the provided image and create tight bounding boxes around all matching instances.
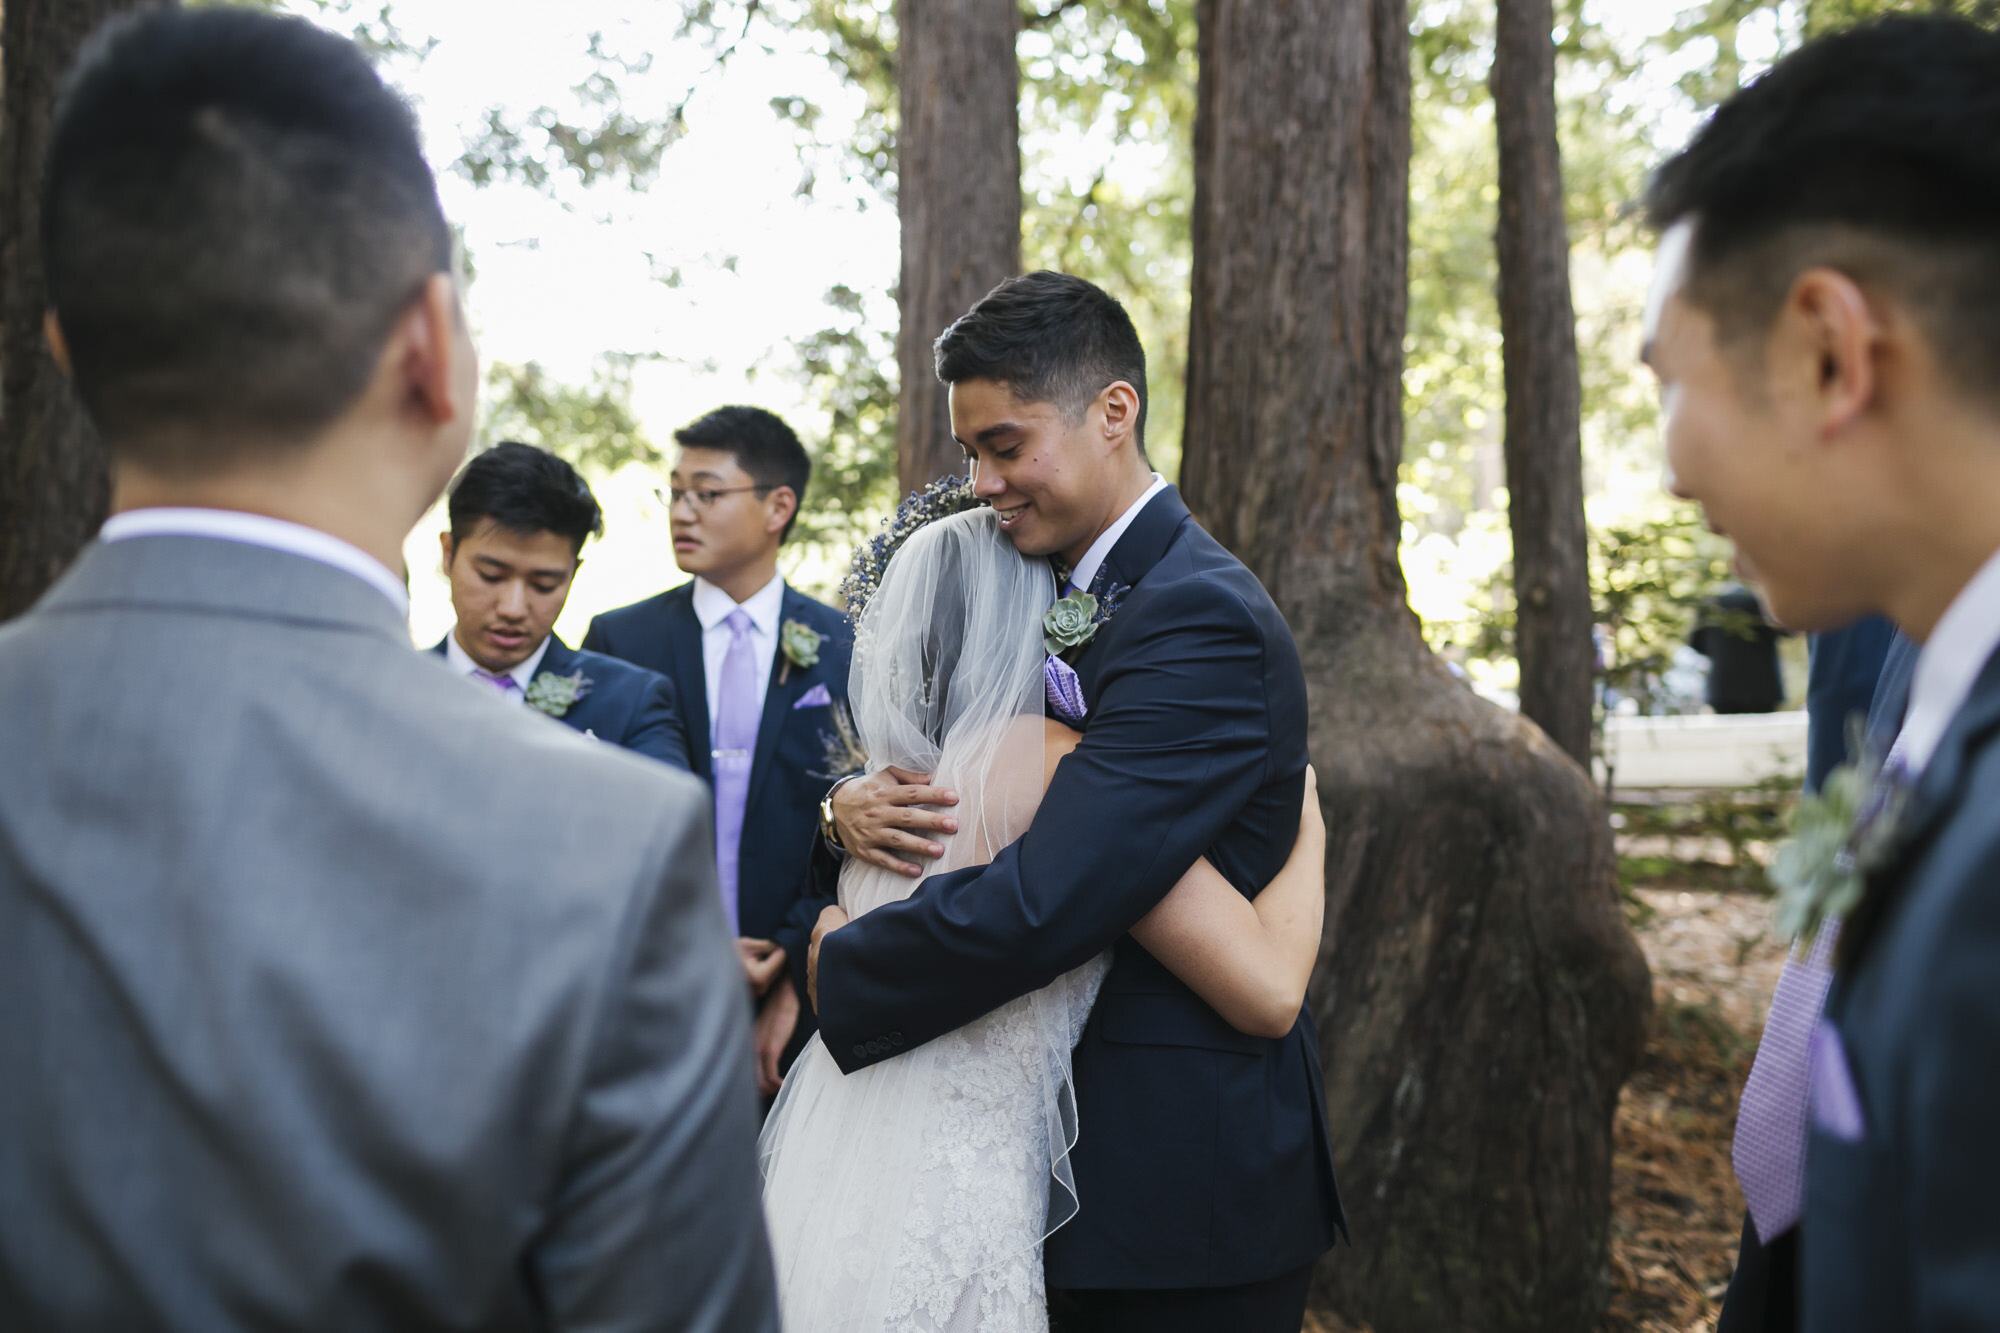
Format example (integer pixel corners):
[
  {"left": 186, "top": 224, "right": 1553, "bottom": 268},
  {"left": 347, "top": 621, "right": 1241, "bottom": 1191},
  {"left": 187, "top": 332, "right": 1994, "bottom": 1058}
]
[
  {"left": 472, "top": 668, "right": 518, "bottom": 698},
  {"left": 711, "top": 608, "right": 758, "bottom": 934},
  {"left": 1733, "top": 921, "right": 1839, "bottom": 1241}
]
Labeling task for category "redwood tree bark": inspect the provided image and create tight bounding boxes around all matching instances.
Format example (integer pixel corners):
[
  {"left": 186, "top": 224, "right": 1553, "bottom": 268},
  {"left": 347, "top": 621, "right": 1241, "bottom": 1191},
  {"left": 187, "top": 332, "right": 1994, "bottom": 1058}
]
[
  {"left": 894, "top": 0, "right": 1020, "bottom": 493},
  {"left": 1, "top": 0, "right": 142, "bottom": 622},
  {"left": 1493, "top": 0, "right": 1594, "bottom": 767},
  {"left": 1182, "top": 2, "right": 1650, "bottom": 1330}
]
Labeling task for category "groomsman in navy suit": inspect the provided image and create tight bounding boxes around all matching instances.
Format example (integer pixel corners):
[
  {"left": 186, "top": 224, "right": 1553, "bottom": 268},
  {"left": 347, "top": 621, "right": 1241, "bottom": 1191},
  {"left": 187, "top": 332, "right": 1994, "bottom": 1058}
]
[
  {"left": 584, "top": 406, "right": 852, "bottom": 1095},
  {"left": 1645, "top": 18, "right": 2000, "bottom": 1330},
  {"left": 433, "top": 442, "right": 692, "bottom": 770}
]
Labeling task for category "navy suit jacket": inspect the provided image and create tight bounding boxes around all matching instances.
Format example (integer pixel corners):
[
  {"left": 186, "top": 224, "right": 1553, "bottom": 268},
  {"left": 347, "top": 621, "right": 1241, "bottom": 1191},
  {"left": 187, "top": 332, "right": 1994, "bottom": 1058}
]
[
  {"left": 815, "top": 488, "right": 1344, "bottom": 1291},
  {"left": 582, "top": 583, "right": 852, "bottom": 992},
  {"left": 430, "top": 634, "right": 691, "bottom": 772},
  {"left": 1804, "top": 637, "right": 2000, "bottom": 1330}
]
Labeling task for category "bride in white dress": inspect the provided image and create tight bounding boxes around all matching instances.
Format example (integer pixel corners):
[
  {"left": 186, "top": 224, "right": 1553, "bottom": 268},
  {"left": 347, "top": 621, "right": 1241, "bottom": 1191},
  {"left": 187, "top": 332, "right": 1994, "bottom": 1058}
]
[{"left": 758, "top": 506, "right": 1325, "bottom": 1333}]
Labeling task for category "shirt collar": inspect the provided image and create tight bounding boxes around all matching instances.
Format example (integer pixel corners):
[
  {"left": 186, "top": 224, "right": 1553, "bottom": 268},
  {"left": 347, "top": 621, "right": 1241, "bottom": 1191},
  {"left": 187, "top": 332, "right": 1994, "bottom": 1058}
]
[
  {"left": 692, "top": 572, "right": 786, "bottom": 635},
  {"left": 1891, "top": 542, "right": 2000, "bottom": 777},
  {"left": 99, "top": 507, "right": 409, "bottom": 614},
  {"left": 444, "top": 629, "right": 551, "bottom": 691},
  {"left": 1065, "top": 473, "right": 1169, "bottom": 595}
]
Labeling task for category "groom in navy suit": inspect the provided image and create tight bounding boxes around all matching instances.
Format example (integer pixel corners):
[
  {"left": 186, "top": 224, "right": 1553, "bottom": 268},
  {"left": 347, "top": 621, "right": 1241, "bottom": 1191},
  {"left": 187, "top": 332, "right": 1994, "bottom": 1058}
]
[
  {"left": 1644, "top": 18, "right": 2000, "bottom": 1329},
  {"left": 814, "top": 273, "right": 1343, "bottom": 1332},
  {"left": 432, "top": 442, "right": 691, "bottom": 770},
  {"left": 584, "top": 407, "right": 852, "bottom": 1095}
]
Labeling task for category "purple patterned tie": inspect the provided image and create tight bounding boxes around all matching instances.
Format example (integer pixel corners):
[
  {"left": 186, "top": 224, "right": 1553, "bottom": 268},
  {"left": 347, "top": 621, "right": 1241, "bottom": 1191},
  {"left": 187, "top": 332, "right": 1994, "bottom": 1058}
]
[
  {"left": 472, "top": 668, "right": 518, "bottom": 697},
  {"left": 710, "top": 608, "right": 758, "bottom": 934},
  {"left": 1733, "top": 922, "right": 1839, "bottom": 1242}
]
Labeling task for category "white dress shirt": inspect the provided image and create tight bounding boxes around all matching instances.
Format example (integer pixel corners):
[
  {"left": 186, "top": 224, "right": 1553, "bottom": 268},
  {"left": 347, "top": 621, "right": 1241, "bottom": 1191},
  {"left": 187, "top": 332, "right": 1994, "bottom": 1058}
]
[
  {"left": 443, "top": 631, "right": 551, "bottom": 703},
  {"left": 1890, "top": 543, "right": 2000, "bottom": 777},
  {"left": 1064, "top": 473, "right": 1169, "bottom": 595},
  {"left": 692, "top": 573, "right": 785, "bottom": 733},
  {"left": 99, "top": 507, "right": 410, "bottom": 614}
]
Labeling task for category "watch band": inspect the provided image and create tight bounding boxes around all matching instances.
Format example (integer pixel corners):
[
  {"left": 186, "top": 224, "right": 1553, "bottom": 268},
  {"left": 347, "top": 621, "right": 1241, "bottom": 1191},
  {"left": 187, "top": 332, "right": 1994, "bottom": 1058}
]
[{"left": 820, "top": 773, "right": 860, "bottom": 854}]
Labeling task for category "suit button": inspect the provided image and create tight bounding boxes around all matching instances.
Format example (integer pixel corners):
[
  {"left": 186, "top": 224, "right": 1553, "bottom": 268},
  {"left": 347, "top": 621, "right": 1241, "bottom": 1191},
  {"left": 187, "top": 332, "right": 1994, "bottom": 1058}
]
[
  {"left": 889, "top": 1031, "right": 905, "bottom": 1047},
  {"left": 852, "top": 1045, "right": 868, "bottom": 1060}
]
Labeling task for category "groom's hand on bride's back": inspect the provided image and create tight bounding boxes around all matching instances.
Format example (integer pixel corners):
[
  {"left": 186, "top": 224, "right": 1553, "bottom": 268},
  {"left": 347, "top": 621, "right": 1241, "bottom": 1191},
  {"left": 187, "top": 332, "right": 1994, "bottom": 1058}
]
[{"left": 828, "top": 767, "right": 960, "bottom": 877}]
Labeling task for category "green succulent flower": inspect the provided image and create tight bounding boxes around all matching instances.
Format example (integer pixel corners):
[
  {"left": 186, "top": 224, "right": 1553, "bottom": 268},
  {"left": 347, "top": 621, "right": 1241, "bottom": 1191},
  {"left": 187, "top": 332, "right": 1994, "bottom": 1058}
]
[
  {"left": 525, "top": 670, "right": 590, "bottom": 719},
  {"left": 781, "top": 619, "right": 824, "bottom": 671},
  {"left": 1043, "top": 591, "right": 1100, "bottom": 657},
  {"left": 1770, "top": 747, "right": 1908, "bottom": 945}
]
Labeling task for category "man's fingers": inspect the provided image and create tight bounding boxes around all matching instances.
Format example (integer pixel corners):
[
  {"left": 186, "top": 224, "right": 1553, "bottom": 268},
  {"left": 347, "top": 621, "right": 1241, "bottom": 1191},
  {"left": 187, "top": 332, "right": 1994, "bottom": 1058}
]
[
  {"left": 855, "top": 846, "right": 927, "bottom": 878},
  {"left": 871, "top": 801, "right": 958, "bottom": 833},
  {"left": 883, "top": 766, "right": 934, "bottom": 785},
  {"left": 884, "top": 784, "right": 958, "bottom": 810}
]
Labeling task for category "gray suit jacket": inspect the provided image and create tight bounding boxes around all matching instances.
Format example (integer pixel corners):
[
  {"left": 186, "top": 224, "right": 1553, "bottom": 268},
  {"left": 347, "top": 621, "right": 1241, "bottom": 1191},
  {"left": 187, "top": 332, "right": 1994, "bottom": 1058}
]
[{"left": 0, "top": 535, "right": 779, "bottom": 1332}]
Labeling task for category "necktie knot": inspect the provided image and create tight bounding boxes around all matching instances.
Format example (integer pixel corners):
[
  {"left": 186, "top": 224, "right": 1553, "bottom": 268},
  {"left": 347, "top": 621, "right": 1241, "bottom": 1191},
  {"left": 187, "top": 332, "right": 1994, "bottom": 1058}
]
[
  {"left": 472, "top": 668, "right": 518, "bottom": 695},
  {"left": 726, "top": 607, "right": 754, "bottom": 640}
]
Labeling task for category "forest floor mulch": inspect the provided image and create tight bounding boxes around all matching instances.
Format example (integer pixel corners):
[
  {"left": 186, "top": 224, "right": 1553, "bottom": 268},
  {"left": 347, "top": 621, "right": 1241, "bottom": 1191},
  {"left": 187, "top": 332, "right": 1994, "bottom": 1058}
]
[
  {"left": 1601, "top": 878, "right": 1789, "bottom": 1333},
  {"left": 1302, "top": 872, "right": 1790, "bottom": 1333}
]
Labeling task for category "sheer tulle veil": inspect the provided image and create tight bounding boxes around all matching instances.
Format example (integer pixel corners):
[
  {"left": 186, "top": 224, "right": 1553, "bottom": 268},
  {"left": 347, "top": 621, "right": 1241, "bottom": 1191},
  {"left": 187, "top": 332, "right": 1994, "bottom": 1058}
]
[{"left": 758, "top": 506, "right": 1102, "bottom": 1332}]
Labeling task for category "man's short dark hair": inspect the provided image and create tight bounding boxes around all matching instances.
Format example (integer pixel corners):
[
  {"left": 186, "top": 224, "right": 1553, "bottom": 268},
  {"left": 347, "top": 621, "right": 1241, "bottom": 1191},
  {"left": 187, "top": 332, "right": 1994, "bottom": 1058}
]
[
  {"left": 43, "top": 8, "right": 452, "bottom": 467},
  {"left": 1645, "top": 16, "right": 2000, "bottom": 406},
  {"left": 447, "top": 442, "right": 604, "bottom": 557},
  {"left": 933, "top": 271, "right": 1149, "bottom": 452},
  {"left": 673, "top": 406, "right": 812, "bottom": 543}
]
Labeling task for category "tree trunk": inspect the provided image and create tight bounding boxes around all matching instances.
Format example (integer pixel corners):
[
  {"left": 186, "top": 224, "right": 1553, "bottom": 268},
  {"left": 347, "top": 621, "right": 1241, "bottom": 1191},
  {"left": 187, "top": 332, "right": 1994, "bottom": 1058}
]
[
  {"left": 1493, "top": 0, "right": 1594, "bottom": 768},
  {"left": 1182, "top": 3, "right": 1651, "bottom": 1331},
  {"left": 1, "top": 0, "right": 139, "bottom": 622},
  {"left": 894, "top": 0, "right": 1019, "bottom": 494}
]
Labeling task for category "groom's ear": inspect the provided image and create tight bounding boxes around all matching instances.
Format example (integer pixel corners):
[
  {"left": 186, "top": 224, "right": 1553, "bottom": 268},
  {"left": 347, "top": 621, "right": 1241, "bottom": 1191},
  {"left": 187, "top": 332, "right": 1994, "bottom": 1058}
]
[{"left": 1098, "top": 380, "right": 1141, "bottom": 452}]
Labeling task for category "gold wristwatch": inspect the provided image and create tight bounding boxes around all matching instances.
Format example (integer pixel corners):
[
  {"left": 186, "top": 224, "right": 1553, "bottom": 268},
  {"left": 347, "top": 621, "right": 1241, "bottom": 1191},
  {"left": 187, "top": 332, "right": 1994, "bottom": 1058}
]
[{"left": 819, "top": 775, "right": 857, "bottom": 852}]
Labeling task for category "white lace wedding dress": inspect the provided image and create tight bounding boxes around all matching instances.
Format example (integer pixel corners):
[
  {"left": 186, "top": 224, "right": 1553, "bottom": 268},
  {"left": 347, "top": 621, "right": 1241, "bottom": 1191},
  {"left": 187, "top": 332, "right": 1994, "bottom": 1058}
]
[{"left": 758, "top": 509, "right": 1109, "bottom": 1333}]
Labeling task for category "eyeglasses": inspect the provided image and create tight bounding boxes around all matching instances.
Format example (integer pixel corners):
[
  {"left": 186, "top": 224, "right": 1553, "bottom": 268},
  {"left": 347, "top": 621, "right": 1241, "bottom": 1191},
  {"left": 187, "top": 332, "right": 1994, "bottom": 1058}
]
[{"left": 655, "top": 484, "right": 775, "bottom": 512}]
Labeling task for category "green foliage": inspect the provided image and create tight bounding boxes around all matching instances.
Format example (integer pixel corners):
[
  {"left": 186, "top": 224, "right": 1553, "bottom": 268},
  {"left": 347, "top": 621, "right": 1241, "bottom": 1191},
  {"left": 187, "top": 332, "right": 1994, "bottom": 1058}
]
[
  {"left": 1018, "top": 0, "right": 1196, "bottom": 476},
  {"left": 480, "top": 360, "right": 661, "bottom": 474},
  {"left": 198, "top": 0, "right": 436, "bottom": 63},
  {"left": 454, "top": 33, "right": 683, "bottom": 191},
  {"left": 788, "top": 286, "right": 901, "bottom": 547},
  {"left": 1593, "top": 505, "right": 1735, "bottom": 717},
  {"left": 1402, "top": 0, "right": 1657, "bottom": 537}
]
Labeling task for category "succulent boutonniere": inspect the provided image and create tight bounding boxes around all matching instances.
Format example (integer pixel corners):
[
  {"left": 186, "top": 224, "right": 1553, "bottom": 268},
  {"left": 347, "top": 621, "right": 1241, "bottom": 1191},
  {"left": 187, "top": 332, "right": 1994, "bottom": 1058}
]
[
  {"left": 780, "top": 619, "right": 823, "bottom": 684},
  {"left": 1043, "top": 590, "right": 1100, "bottom": 657},
  {"left": 1043, "top": 573, "right": 1131, "bottom": 661},
  {"left": 1770, "top": 732, "right": 1910, "bottom": 945},
  {"left": 525, "top": 669, "right": 592, "bottom": 719}
]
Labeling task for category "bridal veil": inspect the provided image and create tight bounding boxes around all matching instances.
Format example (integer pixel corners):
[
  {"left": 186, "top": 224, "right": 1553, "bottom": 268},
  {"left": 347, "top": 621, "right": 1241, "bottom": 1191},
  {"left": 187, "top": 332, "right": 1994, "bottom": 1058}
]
[{"left": 758, "top": 507, "right": 1105, "bottom": 1333}]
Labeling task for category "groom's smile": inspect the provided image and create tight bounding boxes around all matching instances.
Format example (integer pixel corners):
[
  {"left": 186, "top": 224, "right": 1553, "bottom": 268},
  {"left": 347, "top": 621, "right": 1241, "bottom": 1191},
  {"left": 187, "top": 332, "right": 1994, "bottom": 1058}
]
[{"left": 950, "top": 375, "right": 1150, "bottom": 568}]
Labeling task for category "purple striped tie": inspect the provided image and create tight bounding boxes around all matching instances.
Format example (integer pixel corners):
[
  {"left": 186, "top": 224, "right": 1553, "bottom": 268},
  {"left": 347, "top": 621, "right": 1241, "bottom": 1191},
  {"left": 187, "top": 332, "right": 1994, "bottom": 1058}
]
[
  {"left": 1733, "top": 922, "right": 1839, "bottom": 1241},
  {"left": 711, "top": 609, "right": 757, "bottom": 933}
]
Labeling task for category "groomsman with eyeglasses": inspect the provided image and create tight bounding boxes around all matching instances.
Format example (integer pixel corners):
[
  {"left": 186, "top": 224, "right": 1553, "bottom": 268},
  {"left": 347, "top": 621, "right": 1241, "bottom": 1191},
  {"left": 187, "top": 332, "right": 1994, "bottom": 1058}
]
[{"left": 584, "top": 406, "right": 852, "bottom": 1097}]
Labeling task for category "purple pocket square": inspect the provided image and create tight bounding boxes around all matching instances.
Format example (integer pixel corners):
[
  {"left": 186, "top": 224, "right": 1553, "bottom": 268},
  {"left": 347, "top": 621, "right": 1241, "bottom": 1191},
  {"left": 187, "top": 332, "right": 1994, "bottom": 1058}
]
[
  {"left": 1045, "top": 655, "right": 1087, "bottom": 726},
  {"left": 1810, "top": 1020, "right": 1868, "bottom": 1143},
  {"left": 793, "top": 682, "right": 833, "bottom": 709}
]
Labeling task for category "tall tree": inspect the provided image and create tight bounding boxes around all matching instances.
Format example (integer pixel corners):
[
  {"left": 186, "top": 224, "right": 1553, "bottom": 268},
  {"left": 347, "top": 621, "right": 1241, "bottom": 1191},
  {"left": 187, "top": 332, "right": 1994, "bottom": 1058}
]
[
  {"left": 1492, "top": 0, "right": 1593, "bottom": 766},
  {"left": 894, "top": 0, "right": 1019, "bottom": 492},
  {"left": 1181, "top": 1, "right": 1650, "bottom": 1330},
  {"left": 0, "top": 0, "right": 150, "bottom": 622}
]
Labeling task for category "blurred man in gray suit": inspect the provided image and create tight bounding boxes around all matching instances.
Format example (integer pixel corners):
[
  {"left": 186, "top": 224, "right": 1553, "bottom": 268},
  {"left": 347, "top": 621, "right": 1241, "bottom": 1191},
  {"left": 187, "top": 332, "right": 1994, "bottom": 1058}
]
[{"left": 0, "top": 10, "right": 777, "bottom": 1332}]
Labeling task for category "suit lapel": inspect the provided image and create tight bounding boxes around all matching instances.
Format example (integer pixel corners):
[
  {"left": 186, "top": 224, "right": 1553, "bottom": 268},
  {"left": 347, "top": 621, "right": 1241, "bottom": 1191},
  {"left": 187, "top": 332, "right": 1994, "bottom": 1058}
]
[
  {"left": 534, "top": 635, "right": 576, "bottom": 679},
  {"left": 665, "top": 587, "right": 712, "bottom": 781},
  {"left": 1073, "top": 487, "right": 1192, "bottom": 697},
  {"left": 1844, "top": 646, "right": 2000, "bottom": 970},
  {"left": 745, "top": 585, "right": 811, "bottom": 815}
]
